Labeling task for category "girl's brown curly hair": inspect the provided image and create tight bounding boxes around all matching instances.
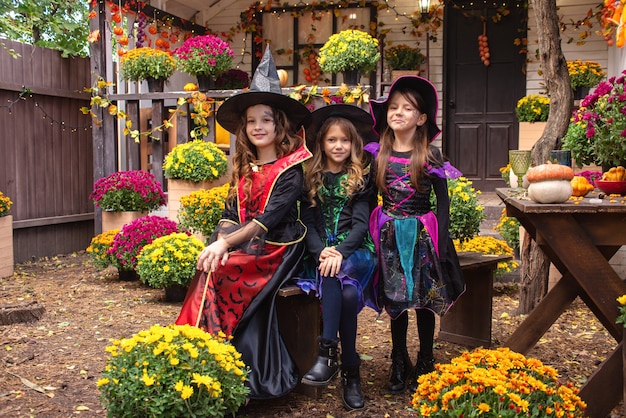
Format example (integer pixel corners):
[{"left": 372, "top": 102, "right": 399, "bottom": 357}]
[
  {"left": 305, "top": 116, "right": 366, "bottom": 206},
  {"left": 227, "top": 105, "right": 302, "bottom": 203}
]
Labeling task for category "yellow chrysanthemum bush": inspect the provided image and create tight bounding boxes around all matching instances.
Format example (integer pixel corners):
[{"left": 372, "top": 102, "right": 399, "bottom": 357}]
[
  {"left": 86, "top": 229, "right": 120, "bottom": 270},
  {"left": 515, "top": 94, "right": 550, "bottom": 122},
  {"left": 567, "top": 60, "right": 605, "bottom": 90},
  {"left": 136, "top": 232, "right": 205, "bottom": 289},
  {"left": 494, "top": 207, "right": 521, "bottom": 250},
  {"left": 120, "top": 47, "right": 176, "bottom": 82},
  {"left": 411, "top": 347, "right": 587, "bottom": 417},
  {"left": 318, "top": 29, "right": 380, "bottom": 74},
  {"left": 0, "top": 190, "right": 13, "bottom": 217},
  {"left": 454, "top": 235, "right": 519, "bottom": 277},
  {"left": 163, "top": 140, "right": 228, "bottom": 183},
  {"left": 616, "top": 294, "right": 626, "bottom": 327},
  {"left": 98, "top": 324, "right": 249, "bottom": 418},
  {"left": 178, "top": 184, "right": 230, "bottom": 241},
  {"left": 432, "top": 177, "right": 485, "bottom": 243}
]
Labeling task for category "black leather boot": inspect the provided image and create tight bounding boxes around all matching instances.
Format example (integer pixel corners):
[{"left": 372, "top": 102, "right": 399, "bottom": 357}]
[
  {"left": 408, "top": 353, "right": 435, "bottom": 393},
  {"left": 388, "top": 349, "right": 412, "bottom": 394},
  {"left": 301, "top": 338, "right": 339, "bottom": 386},
  {"left": 342, "top": 364, "right": 364, "bottom": 411}
]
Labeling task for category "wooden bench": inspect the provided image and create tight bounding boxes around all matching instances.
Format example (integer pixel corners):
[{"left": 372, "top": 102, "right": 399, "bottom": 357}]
[
  {"left": 276, "top": 252, "right": 510, "bottom": 399},
  {"left": 439, "top": 252, "right": 512, "bottom": 347},
  {"left": 276, "top": 285, "right": 322, "bottom": 398}
]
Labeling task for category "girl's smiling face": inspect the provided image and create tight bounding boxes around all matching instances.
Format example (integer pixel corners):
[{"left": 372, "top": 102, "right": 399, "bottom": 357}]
[
  {"left": 245, "top": 104, "right": 277, "bottom": 152},
  {"left": 322, "top": 123, "right": 352, "bottom": 173},
  {"left": 386, "top": 91, "right": 427, "bottom": 136}
]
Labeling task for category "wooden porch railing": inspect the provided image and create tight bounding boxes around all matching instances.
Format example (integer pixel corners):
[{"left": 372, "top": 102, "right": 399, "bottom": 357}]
[{"left": 103, "top": 86, "right": 370, "bottom": 186}]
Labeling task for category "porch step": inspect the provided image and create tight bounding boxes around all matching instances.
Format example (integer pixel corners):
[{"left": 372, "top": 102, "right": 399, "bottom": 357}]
[{"left": 478, "top": 192, "right": 504, "bottom": 238}]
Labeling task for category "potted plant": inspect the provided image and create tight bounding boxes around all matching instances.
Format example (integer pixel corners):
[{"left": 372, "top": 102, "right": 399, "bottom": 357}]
[
  {"left": 515, "top": 94, "right": 550, "bottom": 150},
  {"left": 98, "top": 323, "right": 249, "bottom": 418},
  {"left": 86, "top": 229, "right": 119, "bottom": 270},
  {"left": 173, "top": 35, "right": 234, "bottom": 90},
  {"left": 109, "top": 215, "right": 180, "bottom": 276},
  {"left": 563, "top": 71, "right": 626, "bottom": 170},
  {"left": 178, "top": 184, "right": 230, "bottom": 243},
  {"left": 214, "top": 68, "right": 250, "bottom": 90},
  {"left": 136, "top": 232, "right": 204, "bottom": 301},
  {"left": 318, "top": 29, "right": 380, "bottom": 85},
  {"left": 119, "top": 47, "right": 176, "bottom": 92},
  {"left": 567, "top": 59, "right": 606, "bottom": 99},
  {"left": 0, "top": 190, "right": 13, "bottom": 278},
  {"left": 412, "top": 347, "right": 587, "bottom": 417},
  {"left": 384, "top": 44, "right": 425, "bottom": 80},
  {"left": 90, "top": 170, "right": 166, "bottom": 232},
  {"left": 431, "top": 177, "right": 485, "bottom": 243},
  {"left": 163, "top": 140, "right": 229, "bottom": 221}
]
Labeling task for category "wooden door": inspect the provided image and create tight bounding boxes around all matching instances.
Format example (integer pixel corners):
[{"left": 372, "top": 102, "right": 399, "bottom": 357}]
[{"left": 443, "top": 1, "right": 527, "bottom": 191}]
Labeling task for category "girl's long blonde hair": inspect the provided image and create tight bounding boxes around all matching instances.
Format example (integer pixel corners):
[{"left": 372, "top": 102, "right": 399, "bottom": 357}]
[
  {"left": 228, "top": 106, "right": 302, "bottom": 202},
  {"left": 374, "top": 87, "right": 439, "bottom": 193},
  {"left": 305, "top": 116, "right": 366, "bottom": 206}
]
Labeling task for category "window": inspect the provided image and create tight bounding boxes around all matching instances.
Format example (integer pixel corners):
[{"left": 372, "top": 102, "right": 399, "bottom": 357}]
[{"left": 255, "top": 3, "right": 377, "bottom": 87}]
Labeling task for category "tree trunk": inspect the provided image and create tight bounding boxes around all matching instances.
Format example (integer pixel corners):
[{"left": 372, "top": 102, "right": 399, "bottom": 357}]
[
  {"left": 517, "top": 0, "right": 573, "bottom": 314},
  {"left": 516, "top": 230, "right": 551, "bottom": 314}
]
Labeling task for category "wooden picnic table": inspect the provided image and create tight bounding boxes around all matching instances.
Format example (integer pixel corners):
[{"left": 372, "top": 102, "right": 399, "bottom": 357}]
[{"left": 496, "top": 188, "right": 626, "bottom": 418}]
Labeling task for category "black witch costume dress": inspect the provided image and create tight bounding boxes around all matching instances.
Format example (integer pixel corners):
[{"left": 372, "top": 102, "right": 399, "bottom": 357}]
[
  {"left": 364, "top": 142, "right": 465, "bottom": 318},
  {"left": 176, "top": 146, "right": 311, "bottom": 399},
  {"left": 175, "top": 45, "right": 312, "bottom": 400}
]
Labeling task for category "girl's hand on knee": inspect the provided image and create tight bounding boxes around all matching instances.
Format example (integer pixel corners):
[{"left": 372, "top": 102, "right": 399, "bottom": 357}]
[
  {"left": 197, "top": 238, "right": 230, "bottom": 272},
  {"left": 319, "top": 253, "right": 343, "bottom": 278}
]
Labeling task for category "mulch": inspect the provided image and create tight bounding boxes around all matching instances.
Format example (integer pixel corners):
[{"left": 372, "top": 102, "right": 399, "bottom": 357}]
[{"left": 0, "top": 252, "right": 623, "bottom": 417}]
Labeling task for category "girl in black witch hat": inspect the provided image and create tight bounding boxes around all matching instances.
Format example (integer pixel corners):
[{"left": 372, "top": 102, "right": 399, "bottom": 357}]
[
  {"left": 176, "top": 46, "right": 311, "bottom": 400},
  {"left": 296, "top": 104, "right": 378, "bottom": 410},
  {"left": 365, "top": 76, "right": 465, "bottom": 394}
]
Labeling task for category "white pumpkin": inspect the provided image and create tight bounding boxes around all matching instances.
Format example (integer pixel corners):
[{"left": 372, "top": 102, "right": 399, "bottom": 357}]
[{"left": 527, "top": 180, "right": 573, "bottom": 203}]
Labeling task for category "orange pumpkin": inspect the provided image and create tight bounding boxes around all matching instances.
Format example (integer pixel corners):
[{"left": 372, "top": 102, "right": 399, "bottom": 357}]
[{"left": 526, "top": 162, "right": 574, "bottom": 183}]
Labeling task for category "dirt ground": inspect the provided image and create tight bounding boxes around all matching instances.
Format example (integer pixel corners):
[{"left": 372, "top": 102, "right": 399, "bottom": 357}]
[{"left": 0, "top": 252, "right": 623, "bottom": 417}]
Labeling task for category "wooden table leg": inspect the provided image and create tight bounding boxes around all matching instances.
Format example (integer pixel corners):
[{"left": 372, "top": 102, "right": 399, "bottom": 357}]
[
  {"left": 578, "top": 342, "right": 623, "bottom": 418},
  {"left": 532, "top": 214, "right": 626, "bottom": 338},
  {"left": 505, "top": 273, "right": 579, "bottom": 354}
]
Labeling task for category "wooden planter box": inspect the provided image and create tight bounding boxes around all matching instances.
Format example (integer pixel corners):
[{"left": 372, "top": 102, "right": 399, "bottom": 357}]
[
  {"left": 167, "top": 178, "right": 228, "bottom": 222},
  {"left": 102, "top": 211, "right": 148, "bottom": 232},
  {"left": 0, "top": 215, "right": 14, "bottom": 278},
  {"left": 518, "top": 121, "right": 546, "bottom": 150},
  {"left": 391, "top": 70, "right": 420, "bottom": 81}
]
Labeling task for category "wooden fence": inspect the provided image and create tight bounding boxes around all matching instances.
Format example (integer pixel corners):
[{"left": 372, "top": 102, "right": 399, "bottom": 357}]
[{"left": 0, "top": 40, "right": 93, "bottom": 263}]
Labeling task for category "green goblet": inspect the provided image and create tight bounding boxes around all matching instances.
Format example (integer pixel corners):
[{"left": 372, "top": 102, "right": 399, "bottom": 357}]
[{"left": 509, "top": 150, "right": 531, "bottom": 190}]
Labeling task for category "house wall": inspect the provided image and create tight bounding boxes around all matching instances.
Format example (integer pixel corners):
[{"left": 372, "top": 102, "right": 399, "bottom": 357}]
[
  {"left": 195, "top": 0, "right": 614, "bottom": 135},
  {"left": 526, "top": 0, "right": 611, "bottom": 95}
]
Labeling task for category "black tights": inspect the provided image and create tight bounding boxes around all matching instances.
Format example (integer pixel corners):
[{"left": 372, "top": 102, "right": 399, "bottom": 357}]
[
  {"left": 321, "top": 277, "right": 360, "bottom": 367},
  {"left": 390, "top": 309, "right": 435, "bottom": 357}
]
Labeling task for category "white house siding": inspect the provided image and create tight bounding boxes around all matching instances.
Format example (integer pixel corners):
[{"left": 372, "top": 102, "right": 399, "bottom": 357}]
[
  {"left": 157, "top": 0, "right": 623, "bottom": 144},
  {"left": 525, "top": 0, "right": 610, "bottom": 95}
]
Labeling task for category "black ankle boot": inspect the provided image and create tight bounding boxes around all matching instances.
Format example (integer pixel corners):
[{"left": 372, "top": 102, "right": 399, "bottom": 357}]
[
  {"left": 388, "top": 349, "right": 412, "bottom": 394},
  {"left": 408, "top": 353, "right": 435, "bottom": 393},
  {"left": 301, "top": 338, "right": 339, "bottom": 386},
  {"left": 342, "top": 364, "right": 364, "bottom": 411}
]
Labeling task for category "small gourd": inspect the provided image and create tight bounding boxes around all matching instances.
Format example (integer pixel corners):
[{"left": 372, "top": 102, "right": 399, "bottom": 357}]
[
  {"left": 277, "top": 69, "right": 289, "bottom": 87},
  {"left": 526, "top": 162, "right": 575, "bottom": 203},
  {"left": 570, "top": 176, "right": 594, "bottom": 197}
]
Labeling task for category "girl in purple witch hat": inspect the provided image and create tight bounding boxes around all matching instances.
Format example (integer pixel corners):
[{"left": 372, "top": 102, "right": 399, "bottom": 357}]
[{"left": 364, "top": 76, "right": 465, "bottom": 394}]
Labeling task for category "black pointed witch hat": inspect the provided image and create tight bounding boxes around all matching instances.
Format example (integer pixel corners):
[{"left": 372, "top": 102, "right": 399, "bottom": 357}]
[{"left": 216, "top": 46, "right": 310, "bottom": 134}]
